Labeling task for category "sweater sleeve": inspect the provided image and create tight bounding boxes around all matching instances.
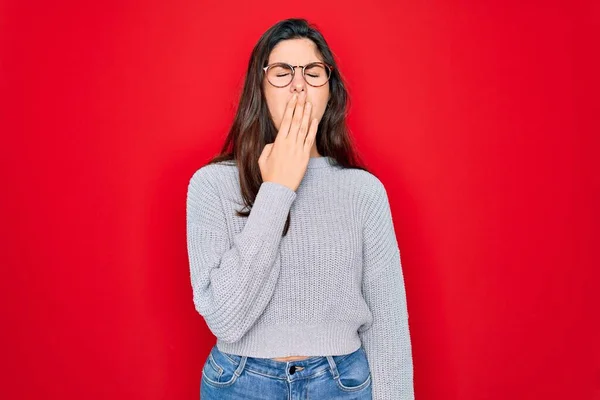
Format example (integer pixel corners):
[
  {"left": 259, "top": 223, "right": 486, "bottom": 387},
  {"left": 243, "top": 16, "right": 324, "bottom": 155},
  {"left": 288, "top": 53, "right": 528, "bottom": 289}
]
[
  {"left": 186, "top": 167, "right": 297, "bottom": 343},
  {"left": 358, "top": 178, "right": 415, "bottom": 400}
]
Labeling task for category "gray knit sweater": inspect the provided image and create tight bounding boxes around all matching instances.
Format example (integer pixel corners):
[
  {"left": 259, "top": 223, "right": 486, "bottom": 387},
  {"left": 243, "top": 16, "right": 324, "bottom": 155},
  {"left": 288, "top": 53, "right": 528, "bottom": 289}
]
[{"left": 186, "top": 155, "right": 414, "bottom": 399}]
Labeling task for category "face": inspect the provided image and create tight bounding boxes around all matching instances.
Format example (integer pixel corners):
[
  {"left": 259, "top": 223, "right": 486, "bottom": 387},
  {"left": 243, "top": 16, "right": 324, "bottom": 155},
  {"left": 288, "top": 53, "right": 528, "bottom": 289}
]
[{"left": 262, "top": 38, "right": 331, "bottom": 132}]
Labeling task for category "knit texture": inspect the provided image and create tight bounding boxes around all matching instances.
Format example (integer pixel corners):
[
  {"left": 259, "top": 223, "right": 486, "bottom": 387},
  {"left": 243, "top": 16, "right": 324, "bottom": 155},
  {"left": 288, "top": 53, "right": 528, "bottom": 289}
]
[{"left": 186, "top": 155, "right": 414, "bottom": 399}]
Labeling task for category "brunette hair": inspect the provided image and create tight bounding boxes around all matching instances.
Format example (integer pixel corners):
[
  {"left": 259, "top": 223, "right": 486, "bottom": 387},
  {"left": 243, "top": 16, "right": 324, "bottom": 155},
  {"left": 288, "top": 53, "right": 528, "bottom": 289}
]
[{"left": 205, "top": 18, "right": 371, "bottom": 236}]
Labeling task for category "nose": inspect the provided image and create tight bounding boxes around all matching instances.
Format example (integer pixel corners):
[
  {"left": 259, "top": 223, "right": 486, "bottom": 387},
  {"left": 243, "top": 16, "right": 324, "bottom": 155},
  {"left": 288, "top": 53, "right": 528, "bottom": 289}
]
[{"left": 290, "top": 66, "right": 307, "bottom": 94}]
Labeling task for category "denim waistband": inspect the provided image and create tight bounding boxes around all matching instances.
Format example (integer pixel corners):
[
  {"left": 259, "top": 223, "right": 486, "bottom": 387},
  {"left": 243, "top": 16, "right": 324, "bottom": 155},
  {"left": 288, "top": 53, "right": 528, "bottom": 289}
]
[{"left": 212, "top": 344, "right": 360, "bottom": 381}]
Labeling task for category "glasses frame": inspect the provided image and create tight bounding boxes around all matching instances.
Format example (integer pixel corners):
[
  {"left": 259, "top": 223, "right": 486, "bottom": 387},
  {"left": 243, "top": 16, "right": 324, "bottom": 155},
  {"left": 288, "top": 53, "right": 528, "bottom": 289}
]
[{"left": 262, "top": 62, "right": 334, "bottom": 88}]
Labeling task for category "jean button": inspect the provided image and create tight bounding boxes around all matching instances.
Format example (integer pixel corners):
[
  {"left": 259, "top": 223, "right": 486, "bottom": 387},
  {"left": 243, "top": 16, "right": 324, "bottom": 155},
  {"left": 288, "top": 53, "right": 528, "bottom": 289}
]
[{"left": 289, "top": 365, "right": 296, "bottom": 374}]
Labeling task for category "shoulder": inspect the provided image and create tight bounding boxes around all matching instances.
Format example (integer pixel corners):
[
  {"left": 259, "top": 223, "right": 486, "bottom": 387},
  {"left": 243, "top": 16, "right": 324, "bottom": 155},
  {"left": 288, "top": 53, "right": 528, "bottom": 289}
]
[
  {"left": 338, "top": 168, "right": 391, "bottom": 226},
  {"left": 188, "top": 160, "right": 237, "bottom": 191},
  {"left": 339, "top": 167, "right": 388, "bottom": 200}
]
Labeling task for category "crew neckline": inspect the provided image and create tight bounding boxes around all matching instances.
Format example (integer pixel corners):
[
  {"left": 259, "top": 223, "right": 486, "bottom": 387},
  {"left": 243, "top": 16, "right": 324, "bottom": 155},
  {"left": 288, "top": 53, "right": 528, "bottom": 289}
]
[
  {"left": 307, "top": 156, "right": 334, "bottom": 169},
  {"left": 216, "top": 156, "right": 334, "bottom": 169}
]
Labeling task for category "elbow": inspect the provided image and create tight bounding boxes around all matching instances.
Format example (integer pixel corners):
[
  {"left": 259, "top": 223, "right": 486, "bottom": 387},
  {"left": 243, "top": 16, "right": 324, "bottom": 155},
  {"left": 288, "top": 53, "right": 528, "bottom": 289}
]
[
  {"left": 193, "top": 303, "right": 246, "bottom": 344},
  {"left": 206, "top": 321, "right": 245, "bottom": 344}
]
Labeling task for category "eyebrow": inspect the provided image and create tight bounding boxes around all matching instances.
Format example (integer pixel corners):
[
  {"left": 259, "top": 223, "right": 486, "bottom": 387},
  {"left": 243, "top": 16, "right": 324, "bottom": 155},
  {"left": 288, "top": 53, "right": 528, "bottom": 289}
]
[{"left": 269, "top": 60, "right": 323, "bottom": 65}]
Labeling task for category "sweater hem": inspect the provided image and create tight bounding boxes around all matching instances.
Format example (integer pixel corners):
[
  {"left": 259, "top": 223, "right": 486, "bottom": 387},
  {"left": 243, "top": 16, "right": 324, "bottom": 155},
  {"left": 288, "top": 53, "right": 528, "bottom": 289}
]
[{"left": 216, "top": 322, "right": 363, "bottom": 358}]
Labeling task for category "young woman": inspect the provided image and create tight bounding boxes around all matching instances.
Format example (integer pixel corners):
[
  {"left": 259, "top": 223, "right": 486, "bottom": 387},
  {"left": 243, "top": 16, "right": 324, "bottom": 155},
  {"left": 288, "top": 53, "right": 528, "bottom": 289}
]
[{"left": 186, "top": 18, "right": 414, "bottom": 400}]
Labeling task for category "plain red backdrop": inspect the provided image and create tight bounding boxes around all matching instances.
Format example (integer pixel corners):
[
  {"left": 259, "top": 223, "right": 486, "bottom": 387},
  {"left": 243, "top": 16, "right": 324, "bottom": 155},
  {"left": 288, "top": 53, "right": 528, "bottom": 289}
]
[{"left": 1, "top": 1, "right": 598, "bottom": 399}]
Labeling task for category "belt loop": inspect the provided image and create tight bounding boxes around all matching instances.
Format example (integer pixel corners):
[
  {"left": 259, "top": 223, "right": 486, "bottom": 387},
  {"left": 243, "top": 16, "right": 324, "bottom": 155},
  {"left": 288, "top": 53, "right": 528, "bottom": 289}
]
[
  {"left": 326, "top": 356, "right": 339, "bottom": 379},
  {"left": 234, "top": 356, "right": 247, "bottom": 377}
]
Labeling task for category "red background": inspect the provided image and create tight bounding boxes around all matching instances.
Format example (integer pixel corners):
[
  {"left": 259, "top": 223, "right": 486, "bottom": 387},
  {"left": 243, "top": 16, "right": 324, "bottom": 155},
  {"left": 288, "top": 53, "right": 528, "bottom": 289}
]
[{"left": 1, "top": 1, "right": 598, "bottom": 399}]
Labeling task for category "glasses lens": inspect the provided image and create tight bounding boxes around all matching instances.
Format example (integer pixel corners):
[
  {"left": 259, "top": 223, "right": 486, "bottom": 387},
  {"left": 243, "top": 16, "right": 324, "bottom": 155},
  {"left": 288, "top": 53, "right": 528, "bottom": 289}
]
[
  {"left": 267, "top": 64, "right": 293, "bottom": 87},
  {"left": 304, "top": 63, "right": 330, "bottom": 87}
]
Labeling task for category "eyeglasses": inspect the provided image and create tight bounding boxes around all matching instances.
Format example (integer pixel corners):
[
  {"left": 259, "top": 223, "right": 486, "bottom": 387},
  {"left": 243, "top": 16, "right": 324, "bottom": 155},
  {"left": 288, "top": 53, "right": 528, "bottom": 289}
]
[{"left": 263, "top": 62, "right": 334, "bottom": 88}]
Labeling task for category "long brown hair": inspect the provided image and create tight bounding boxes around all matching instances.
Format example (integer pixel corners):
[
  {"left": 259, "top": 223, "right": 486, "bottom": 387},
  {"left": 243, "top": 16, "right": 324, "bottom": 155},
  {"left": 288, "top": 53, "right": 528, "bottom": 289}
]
[{"left": 206, "top": 18, "right": 372, "bottom": 236}]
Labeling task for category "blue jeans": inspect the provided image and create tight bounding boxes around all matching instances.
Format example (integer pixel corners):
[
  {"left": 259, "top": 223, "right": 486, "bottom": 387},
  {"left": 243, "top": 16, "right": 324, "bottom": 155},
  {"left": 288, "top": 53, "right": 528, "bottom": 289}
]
[{"left": 201, "top": 344, "right": 373, "bottom": 399}]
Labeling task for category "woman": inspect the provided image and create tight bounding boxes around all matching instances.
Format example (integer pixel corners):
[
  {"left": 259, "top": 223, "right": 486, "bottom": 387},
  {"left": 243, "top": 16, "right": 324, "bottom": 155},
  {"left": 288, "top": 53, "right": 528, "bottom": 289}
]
[{"left": 186, "top": 18, "right": 414, "bottom": 399}]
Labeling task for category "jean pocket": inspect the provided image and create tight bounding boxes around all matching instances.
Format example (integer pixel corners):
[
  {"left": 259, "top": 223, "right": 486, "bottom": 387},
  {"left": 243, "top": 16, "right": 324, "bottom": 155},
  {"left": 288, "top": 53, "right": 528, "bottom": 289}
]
[
  {"left": 334, "top": 347, "right": 372, "bottom": 392},
  {"left": 202, "top": 345, "right": 243, "bottom": 388}
]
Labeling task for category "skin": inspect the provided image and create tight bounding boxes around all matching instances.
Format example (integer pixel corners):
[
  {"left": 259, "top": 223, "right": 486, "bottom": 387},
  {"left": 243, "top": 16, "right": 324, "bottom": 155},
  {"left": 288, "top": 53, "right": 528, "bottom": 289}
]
[
  {"left": 263, "top": 38, "right": 330, "bottom": 159},
  {"left": 263, "top": 38, "right": 329, "bottom": 361}
]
